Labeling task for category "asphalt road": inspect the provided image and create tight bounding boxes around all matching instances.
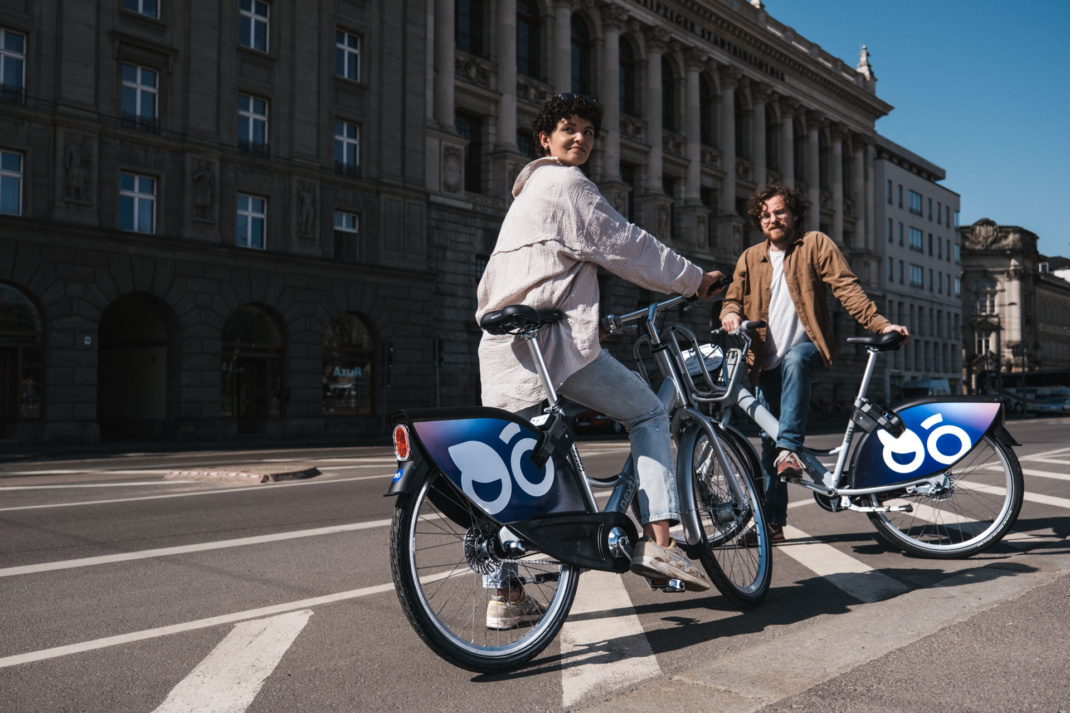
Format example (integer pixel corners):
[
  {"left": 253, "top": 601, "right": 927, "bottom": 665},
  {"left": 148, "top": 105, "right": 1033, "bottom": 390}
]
[{"left": 1, "top": 416, "right": 1068, "bottom": 712}]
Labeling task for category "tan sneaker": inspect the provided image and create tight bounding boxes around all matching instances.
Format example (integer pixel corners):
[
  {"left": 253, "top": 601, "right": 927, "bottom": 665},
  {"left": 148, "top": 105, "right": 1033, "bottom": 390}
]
[
  {"left": 774, "top": 450, "right": 804, "bottom": 480},
  {"left": 486, "top": 592, "right": 545, "bottom": 630},
  {"left": 629, "top": 538, "right": 711, "bottom": 592}
]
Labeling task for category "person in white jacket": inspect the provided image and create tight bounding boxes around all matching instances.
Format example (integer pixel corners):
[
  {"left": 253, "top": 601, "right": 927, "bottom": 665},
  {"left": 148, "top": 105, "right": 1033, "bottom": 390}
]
[{"left": 476, "top": 94, "right": 726, "bottom": 629}]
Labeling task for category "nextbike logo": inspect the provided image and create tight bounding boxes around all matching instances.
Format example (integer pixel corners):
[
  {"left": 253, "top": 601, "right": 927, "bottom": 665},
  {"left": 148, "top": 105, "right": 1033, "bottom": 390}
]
[
  {"left": 447, "top": 422, "right": 555, "bottom": 516},
  {"left": 876, "top": 412, "right": 973, "bottom": 474}
]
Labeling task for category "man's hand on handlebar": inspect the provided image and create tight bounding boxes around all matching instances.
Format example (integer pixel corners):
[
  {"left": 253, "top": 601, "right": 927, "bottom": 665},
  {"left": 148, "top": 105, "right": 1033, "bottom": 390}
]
[
  {"left": 695, "top": 271, "right": 730, "bottom": 300},
  {"left": 721, "top": 312, "right": 742, "bottom": 333}
]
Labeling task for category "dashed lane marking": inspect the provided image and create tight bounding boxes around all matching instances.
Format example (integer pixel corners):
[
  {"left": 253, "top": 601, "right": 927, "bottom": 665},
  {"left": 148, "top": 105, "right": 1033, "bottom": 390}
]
[{"left": 152, "top": 611, "right": 312, "bottom": 713}]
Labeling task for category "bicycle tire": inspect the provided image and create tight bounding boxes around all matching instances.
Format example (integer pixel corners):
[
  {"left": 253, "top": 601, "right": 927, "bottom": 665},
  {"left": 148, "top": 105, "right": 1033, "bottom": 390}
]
[
  {"left": 687, "top": 427, "right": 772, "bottom": 607},
  {"left": 866, "top": 435, "right": 1023, "bottom": 558},
  {"left": 390, "top": 472, "right": 580, "bottom": 672}
]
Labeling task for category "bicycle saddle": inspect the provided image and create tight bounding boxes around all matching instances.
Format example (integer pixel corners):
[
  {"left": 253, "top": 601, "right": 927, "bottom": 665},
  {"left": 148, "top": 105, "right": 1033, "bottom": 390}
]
[
  {"left": 480, "top": 305, "right": 563, "bottom": 335},
  {"left": 846, "top": 331, "right": 905, "bottom": 351}
]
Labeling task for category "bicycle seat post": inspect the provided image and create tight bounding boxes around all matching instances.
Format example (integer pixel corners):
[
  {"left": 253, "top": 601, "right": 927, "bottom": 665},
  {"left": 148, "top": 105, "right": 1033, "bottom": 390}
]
[{"left": 520, "top": 331, "right": 560, "bottom": 412}]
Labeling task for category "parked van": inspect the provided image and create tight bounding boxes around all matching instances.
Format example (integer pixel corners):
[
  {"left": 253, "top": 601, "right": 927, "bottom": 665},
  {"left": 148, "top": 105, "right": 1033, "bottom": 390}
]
[{"left": 900, "top": 379, "right": 952, "bottom": 399}]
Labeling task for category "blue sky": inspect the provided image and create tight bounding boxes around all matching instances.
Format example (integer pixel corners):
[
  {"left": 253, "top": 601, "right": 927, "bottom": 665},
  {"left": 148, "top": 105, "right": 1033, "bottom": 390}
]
[{"left": 765, "top": 0, "right": 1069, "bottom": 258}]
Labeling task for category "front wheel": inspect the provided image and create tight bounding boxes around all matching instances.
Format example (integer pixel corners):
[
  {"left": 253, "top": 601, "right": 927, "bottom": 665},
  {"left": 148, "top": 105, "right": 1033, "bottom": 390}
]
[
  {"left": 689, "top": 428, "right": 772, "bottom": 607},
  {"left": 390, "top": 473, "right": 580, "bottom": 672},
  {"left": 866, "top": 435, "right": 1023, "bottom": 558}
]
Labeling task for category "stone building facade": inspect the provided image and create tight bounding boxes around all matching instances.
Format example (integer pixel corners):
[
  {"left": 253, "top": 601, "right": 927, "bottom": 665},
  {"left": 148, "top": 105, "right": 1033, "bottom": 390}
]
[
  {"left": 0, "top": 0, "right": 935, "bottom": 443},
  {"left": 873, "top": 135, "right": 962, "bottom": 398},
  {"left": 960, "top": 219, "right": 1070, "bottom": 394}
]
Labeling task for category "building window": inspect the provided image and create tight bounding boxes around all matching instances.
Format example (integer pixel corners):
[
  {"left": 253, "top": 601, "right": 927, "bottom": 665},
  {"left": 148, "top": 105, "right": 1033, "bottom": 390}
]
[
  {"left": 239, "top": 0, "right": 269, "bottom": 53},
  {"left": 237, "top": 94, "right": 269, "bottom": 157},
  {"left": 898, "top": 222, "right": 904, "bottom": 246},
  {"left": 955, "top": 276, "right": 961, "bottom": 296},
  {"left": 221, "top": 304, "right": 284, "bottom": 422},
  {"left": 236, "top": 193, "right": 266, "bottom": 249},
  {"left": 119, "top": 172, "right": 156, "bottom": 233},
  {"left": 909, "top": 264, "right": 924, "bottom": 288},
  {"left": 938, "top": 236, "right": 943, "bottom": 259},
  {"left": 663, "top": 58, "right": 677, "bottom": 133},
  {"left": 954, "top": 210, "right": 960, "bottom": 227},
  {"left": 937, "top": 201, "right": 942, "bottom": 222},
  {"left": 887, "top": 218, "right": 893, "bottom": 243},
  {"left": 887, "top": 256, "right": 893, "bottom": 281},
  {"left": 929, "top": 268, "right": 934, "bottom": 291},
  {"left": 908, "top": 189, "right": 922, "bottom": 215},
  {"left": 334, "top": 210, "right": 359, "bottom": 263},
  {"left": 120, "top": 63, "right": 158, "bottom": 133},
  {"left": 122, "top": 0, "right": 159, "bottom": 18},
  {"left": 955, "top": 243, "right": 961, "bottom": 263},
  {"left": 897, "top": 184, "right": 903, "bottom": 208},
  {"left": 456, "top": 0, "right": 484, "bottom": 57},
  {"left": 570, "top": 15, "right": 592, "bottom": 95},
  {"left": 517, "top": 0, "right": 539, "bottom": 79},
  {"left": 0, "top": 150, "right": 22, "bottom": 216},
  {"left": 909, "top": 227, "right": 923, "bottom": 251},
  {"left": 0, "top": 283, "right": 43, "bottom": 420},
  {"left": 475, "top": 254, "right": 488, "bottom": 284},
  {"left": 928, "top": 233, "right": 933, "bottom": 256},
  {"left": 886, "top": 179, "right": 892, "bottom": 204},
  {"left": 334, "top": 120, "right": 360, "bottom": 177},
  {"left": 455, "top": 112, "right": 481, "bottom": 193},
  {"left": 0, "top": 29, "right": 26, "bottom": 104},
  {"left": 335, "top": 29, "right": 360, "bottom": 82},
  {"left": 620, "top": 38, "right": 638, "bottom": 118},
  {"left": 898, "top": 260, "right": 904, "bottom": 284},
  {"left": 323, "top": 313, "right": 376, "bottom": 417}
]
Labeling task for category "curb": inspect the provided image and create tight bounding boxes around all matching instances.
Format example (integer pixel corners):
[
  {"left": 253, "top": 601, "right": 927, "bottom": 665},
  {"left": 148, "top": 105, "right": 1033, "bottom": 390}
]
[{"left": 165, "top": 467, "right": 321, "bottom": 484}]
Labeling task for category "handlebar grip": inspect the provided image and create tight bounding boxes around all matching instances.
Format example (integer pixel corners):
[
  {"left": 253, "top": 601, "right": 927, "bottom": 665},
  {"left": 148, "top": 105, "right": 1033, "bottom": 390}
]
[{"left": 741, "top": 319, "right": 766, "bottom": 331}]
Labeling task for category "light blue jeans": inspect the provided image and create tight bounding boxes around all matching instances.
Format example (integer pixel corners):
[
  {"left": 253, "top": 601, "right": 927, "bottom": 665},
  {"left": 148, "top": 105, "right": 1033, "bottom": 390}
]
[
  {"left": 755, "top": 341, "right": 825, "bottom": 527},
  {"left": 485, "top": 350, "right": 677, "bottom": 589}
]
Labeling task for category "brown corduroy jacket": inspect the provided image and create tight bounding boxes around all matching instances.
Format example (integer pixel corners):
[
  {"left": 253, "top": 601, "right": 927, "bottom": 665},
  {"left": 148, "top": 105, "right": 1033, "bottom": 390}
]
[{"left": 719, "top": 230, "right": 891, "bottom": 385}]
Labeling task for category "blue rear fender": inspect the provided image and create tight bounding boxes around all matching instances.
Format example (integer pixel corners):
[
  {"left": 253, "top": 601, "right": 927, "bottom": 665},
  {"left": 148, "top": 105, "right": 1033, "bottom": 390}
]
[{"left": 851, "top": 397, "right": 1008, "bottom": 490}]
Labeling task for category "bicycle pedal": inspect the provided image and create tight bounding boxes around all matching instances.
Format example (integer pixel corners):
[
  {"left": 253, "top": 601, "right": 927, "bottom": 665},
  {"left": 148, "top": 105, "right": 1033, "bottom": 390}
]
[{"left": 645, "top": 577, "right": 686, "bottom": 593}]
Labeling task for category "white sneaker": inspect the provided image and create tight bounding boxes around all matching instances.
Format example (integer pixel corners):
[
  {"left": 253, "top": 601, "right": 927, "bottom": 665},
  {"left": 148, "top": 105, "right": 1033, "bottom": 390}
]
[
  {"left": 629, "top": 537, "right": 711, "bottom": 592},
  {"left": 486, "top": 592, "right": 545, "bottom": 630}
]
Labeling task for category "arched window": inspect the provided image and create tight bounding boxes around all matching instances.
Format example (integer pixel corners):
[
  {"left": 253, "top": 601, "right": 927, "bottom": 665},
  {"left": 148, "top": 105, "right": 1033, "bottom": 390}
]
[
  {"left": 517, "top": 0, "right": 540, "bottom": 79},
  {"left": 0, "top": 283, "right": 43, "bottom": 424},
  {"left": 323, "top": 313, "right": 377, "bottom": 416},
  {"left": 619, "top": 38, "right": 638, "bottom": 116},
  {"left": 570, "top": 16, "right": 592, "bottom": 95},
  {"left": 661, "top": 57, "right": 676, "bottom": 132},
  {"left": 456, "top": 0, "right": 485, "bottom": 58},
  {"left": 221, "top": 305, "right": 285, "bottom": 433}
]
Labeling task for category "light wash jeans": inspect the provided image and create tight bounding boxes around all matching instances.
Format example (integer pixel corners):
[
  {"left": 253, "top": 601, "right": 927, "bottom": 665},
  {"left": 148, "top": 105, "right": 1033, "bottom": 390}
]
[
  {"left": 755, "top": 341, "right": 825, "bottom": 527},
  {"left": 485, "top": 350, "right": 677, "bottom": 589}
]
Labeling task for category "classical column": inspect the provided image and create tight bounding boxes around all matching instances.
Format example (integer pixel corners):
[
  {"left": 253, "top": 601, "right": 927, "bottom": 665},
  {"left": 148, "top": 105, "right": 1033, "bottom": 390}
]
[
  {"left": 553, "top": 0, "right": 572, "bottom": 92},
  {"left": 684, "top": 48, "right": 704, "bottom": 203},
  {"left": 600, "top": 5, "right": 627, "bottom": 181},
  {"left": 718, "top": 65, "right": 740, "bottom": 216},
  {"left": 433, "top": 0, "right": 455, "bottom": 129},
  {"left": 779, "top": 96, "right": 796, "bottom": 188},
  {"left": 864, "top": 141, "right": 875, "bottom": 251},
  {"left": 496, "top": 0, "right": 518, "bottom": 151},
  {"left": 853, "top": 139, "right": 868, "bottom": 250},
  {"left": 830, "top": 125, "right": 843, "bottom": 244},
  {"left": 644, "top": 27, "right": 668, "bottom": 195},
  {"left": 751, "top": 83, "right": 770, "bottom": 188},
  {"left": 806, "top": 111, "right": 821, "bottom": 227}
]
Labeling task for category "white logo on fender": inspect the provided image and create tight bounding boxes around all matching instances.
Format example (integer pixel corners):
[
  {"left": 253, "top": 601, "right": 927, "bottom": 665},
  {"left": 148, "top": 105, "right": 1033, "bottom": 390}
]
[
  {"left": 447, "top": 425, "right": 555, "bottom": 515},
  {"left": 876, "top": 412, "right": 974, "bottom": 474}
]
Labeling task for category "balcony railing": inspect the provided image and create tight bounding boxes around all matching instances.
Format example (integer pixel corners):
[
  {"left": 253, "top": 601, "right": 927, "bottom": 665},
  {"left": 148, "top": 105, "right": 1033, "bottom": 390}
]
[
  {"left": 120, "top": 111, "right": 160, "bottom": 135},
  {"left": 238, "top": 139, "right": 271, "bottom": 159},
  {"left": 334, "top": 160, "right": 360, "bottom": 178},
  {"left": 0, "top": 83, "right": 25, "bottom": 105}
]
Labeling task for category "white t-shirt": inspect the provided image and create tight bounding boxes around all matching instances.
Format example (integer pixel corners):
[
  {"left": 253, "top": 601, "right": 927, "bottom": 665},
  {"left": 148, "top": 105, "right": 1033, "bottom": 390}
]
[{"left": 763, "top": 248, "right": 811, "bottom": 370}]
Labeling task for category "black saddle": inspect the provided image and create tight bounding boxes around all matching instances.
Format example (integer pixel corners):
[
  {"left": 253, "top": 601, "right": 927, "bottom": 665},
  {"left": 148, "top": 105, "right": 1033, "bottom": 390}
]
[
  {"left": 846, "top": 331, "right": 905, "bottom": 351},
  {"left": 480, "top": 305, "right": 563, "bottom": 335}
]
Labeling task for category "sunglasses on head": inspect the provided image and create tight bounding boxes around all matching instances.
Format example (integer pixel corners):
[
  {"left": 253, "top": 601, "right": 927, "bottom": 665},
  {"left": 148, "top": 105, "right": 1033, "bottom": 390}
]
[{"left": 557, "top": 93, "right": 595, "bottom": 103}]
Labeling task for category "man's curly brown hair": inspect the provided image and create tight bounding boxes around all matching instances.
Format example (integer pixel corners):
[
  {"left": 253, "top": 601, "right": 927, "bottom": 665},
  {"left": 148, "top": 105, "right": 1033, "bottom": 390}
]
[
  {"left": 531, "top": 94, "right": 604, "bottom": 157},
  {"left": 747, "top": 184, "right": 806, "bottom": 229}
]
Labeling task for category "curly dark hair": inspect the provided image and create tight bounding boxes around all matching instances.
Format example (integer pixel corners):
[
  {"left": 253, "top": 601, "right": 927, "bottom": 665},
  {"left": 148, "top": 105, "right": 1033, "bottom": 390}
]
[
  {"left": 531, "top": 94, "right": 604, "bottom": 157},
  {"left": 746, "top": 184, "right": 806, "bottom": 229}
]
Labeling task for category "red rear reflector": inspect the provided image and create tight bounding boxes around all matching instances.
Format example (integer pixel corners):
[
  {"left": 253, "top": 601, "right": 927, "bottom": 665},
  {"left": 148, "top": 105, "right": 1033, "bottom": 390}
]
[{"left": 393, "top": 425, "right": 411, "bottom": 461}]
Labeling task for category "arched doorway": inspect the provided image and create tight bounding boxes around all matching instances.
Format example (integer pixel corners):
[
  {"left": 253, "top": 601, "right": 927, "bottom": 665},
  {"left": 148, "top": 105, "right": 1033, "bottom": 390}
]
[
  {"left": 221, "top": 305, "right": 285, "bottom": 434},
  {"left": 322, "top": 313, "right": 376, "bottom": 417},
  {"left": 0, "top": 283, "right": 43, "bottom": 438},
  {"left": 97, "top": 294, "right": 179, "bottom": 440}
]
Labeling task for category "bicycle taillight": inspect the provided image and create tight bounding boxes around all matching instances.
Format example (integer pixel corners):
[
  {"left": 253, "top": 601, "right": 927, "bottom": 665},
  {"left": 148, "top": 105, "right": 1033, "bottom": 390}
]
[{"left": 393, "top": 424, "right": 411, "bottom": 461}]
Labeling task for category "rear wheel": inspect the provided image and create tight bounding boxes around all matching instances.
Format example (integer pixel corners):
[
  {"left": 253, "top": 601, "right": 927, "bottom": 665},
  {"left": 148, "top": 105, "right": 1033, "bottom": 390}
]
[
  {"left": 866, "top": 435, "right": 1023, "bottom": 558},
  {"left": 390, "top": 473, "right": 579, "bottom": 672},
  {"left": 689, "top": 428, "right": 771, "bottom": 607}
]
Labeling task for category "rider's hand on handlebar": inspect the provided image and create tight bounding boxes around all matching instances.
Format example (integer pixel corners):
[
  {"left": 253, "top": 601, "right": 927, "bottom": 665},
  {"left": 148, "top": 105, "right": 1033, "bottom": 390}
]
[
  {"left": 695, "top": 270, "right": 729, "bottom": 300},
  {"left": 721, "top": 312, "right": 742, "bottom": 333}
]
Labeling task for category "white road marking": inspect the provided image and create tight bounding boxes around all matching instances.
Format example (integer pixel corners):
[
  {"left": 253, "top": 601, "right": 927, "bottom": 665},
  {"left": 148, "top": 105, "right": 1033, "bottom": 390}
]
[
  {"left": 0, "top": 473, "right": 389, "bottom": 512},
  {"left": 0, "top": 478, "right": 186, "bottom": 490},
  {"left": 960, "top": 480, "right": 1070, "bottom": 509},
  {"left": 559, "top": 570, "right": 661, "bottom": 709},
  {"left": 1020, "top": 467, "right": 1070, "bottom": 482},
  {"left": 152, "top": 611, "right": 311, "bottom": 713},
  {"left": 0, "top": 519, "right": 393, "bottom": 578},
  {"left": 780, "top": 525, "right": 909, "bottom": 603}
]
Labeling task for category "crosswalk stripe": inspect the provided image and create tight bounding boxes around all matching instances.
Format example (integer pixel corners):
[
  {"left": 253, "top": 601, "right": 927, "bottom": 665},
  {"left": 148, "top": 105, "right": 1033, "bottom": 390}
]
[
  {"left": 780, "top": 525, "right": 909, "bottom": 603},
  {"left": 153, "top": 611, "right": 311, "bottom": 713},
  {"left": 960, "top": 480, "right": 1070, "bottom": 509},
  {"left": 1021, "top": 467, "right": 1070, "bottom": 482},
  {"left": 559, "top": 570, "right": 661, "bottom": 709}
]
